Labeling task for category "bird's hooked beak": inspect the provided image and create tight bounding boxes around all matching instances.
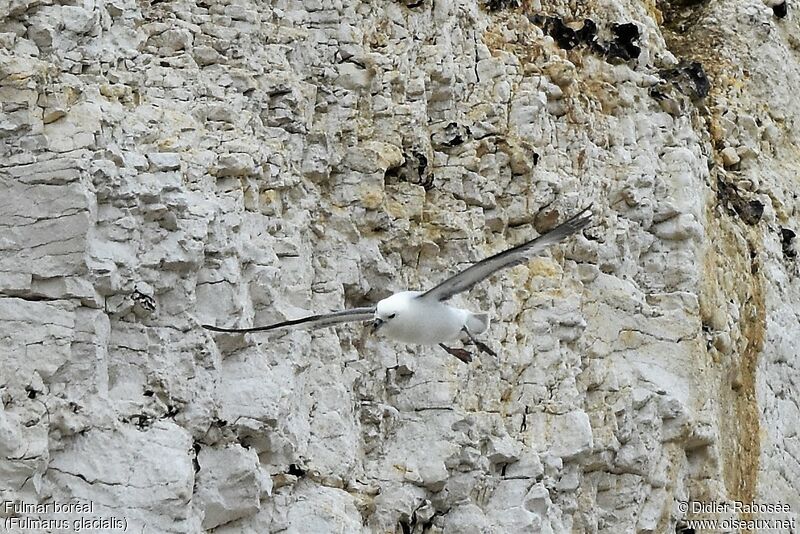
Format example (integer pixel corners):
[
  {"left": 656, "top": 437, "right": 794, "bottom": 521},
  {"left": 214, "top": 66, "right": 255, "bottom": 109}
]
[{"left": 370, "top": 318, "right": 384, "bottom": 335}]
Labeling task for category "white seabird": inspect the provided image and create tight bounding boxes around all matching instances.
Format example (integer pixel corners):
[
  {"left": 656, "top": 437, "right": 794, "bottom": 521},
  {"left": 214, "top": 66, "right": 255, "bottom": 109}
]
[{"left": 203, "top": 206, "right": 592, "bottom": 362}]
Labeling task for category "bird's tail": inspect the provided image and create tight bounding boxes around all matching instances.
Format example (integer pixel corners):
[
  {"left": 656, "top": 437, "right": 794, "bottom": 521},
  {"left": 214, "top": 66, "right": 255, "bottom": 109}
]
[{"left": 466, "top": 312, "right": 490, "bottom": 335}]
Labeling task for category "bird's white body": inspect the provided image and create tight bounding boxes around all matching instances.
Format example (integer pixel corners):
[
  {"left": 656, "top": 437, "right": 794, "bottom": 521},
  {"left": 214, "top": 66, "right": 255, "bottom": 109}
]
[
  {"left": 375, "top": 291, "right": 489, "bottom": 344},
  {"left": 202, "top": 206, "right": 592, "bottom": 361}
]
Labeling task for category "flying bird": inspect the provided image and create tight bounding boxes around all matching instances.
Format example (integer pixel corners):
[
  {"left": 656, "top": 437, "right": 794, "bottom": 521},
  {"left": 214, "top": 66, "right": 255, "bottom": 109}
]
[{"left": 203, "top": 206, "right": 592, "bottom": 363}]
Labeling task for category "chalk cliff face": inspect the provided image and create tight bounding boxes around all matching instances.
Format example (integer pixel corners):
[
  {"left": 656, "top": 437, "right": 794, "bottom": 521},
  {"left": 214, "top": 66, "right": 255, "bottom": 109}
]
[{"left": 1, "top": 0, "right": 798, "bottom": 531}]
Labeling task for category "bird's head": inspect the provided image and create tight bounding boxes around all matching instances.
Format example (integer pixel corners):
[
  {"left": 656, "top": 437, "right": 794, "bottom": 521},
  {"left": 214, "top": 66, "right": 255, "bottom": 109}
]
[{"left": 371, "top": 295, "right": 405, "bottom": 334}]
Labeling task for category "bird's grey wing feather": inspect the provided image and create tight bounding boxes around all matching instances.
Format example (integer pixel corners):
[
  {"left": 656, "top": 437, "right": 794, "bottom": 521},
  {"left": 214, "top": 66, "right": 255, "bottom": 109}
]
[
  {"left": 202, "top": 306, "right": 375, "bottom": 334},
  {"left": 418, "top": 206, "right": 592, "bottom": 302}
]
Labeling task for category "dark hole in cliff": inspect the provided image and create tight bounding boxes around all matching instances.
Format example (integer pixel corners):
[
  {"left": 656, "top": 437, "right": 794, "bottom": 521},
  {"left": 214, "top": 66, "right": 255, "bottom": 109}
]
[
  {"left": 743, "top": 200, "right": 764, "bottom": 225},
  {"left": 529, "top": 16, "right": 641, "bottom": 63},
  {"left": 414, "top": 151, "right": 428, "bottom": 177},
  {"left": 532, "top": 152, "right": 540, "bottom": 166},
  {"left": 404, "top": 0, "right": 424, "bottom": 8},
  {"left": 143, "top": 389, "right": 154, "bottom": 397},
  {"left": 25, "top": 386, "right": 37, "bottom": 399},
  {"left": 749, "top": 244, "right": 759, "bottom": 275},
  {"left": 649, "top": 85, "right": 668, "bottom": 101},
  {"left": 436, "top": 122, "right": 468, "bottom": 147},
  {"left": 446, "top": 134, "right": 463, "bottom": 146},
  {"left": 548, "top": 18, "right": 581, "bottom": 49},
  {"left": 288, "top": 464, "right": 306, "bottom": 477},
  {"left": 659, "top": 61, "right": 710, "bottom": 100},
  {"left": 717, "top": 179, "right": 763, "bottom": 225},
  {"left": 399, "top": 519, "right": 412, "bottom": 534},
  {"left": 781, "top": 228, "right": 797, "bottom": 259},
  {"left": 607, "top": 23, "right": 641, "bottom": 61},
  {"left": 578, "top": 18, "right": 598, "bottom": 42},
  {"left": 483, "top": 0, "right": 521, "bottom": 11},
  {"left": 701, "top": 321, "right": 713, "bottom": 350},
  {"left": 384, "top": 150, "right": 433, "bottom": 189},
  {"left": 773, "top": 1, "right": 788, "bottom": 18},
  {"left": 129, "top": 414, "right": 152, "bottom": 430},
  {"left": 192, "top": 442, "right": 201, "bottom": 473},
  {"left": 683, "top": 62, "right": 710, "bottom": 98},
  {"left": 384, "top": 164, "right": 402, "bottom": 180},
  {"left": 527, "top": 16, "right": 573, "bottom": 49}
]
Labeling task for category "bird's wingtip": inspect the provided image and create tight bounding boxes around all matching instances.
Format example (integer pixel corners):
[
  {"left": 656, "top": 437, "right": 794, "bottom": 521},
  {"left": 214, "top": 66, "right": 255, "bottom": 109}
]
[{"left": 565, "top": 204, "right": 594, "bottom": 227}]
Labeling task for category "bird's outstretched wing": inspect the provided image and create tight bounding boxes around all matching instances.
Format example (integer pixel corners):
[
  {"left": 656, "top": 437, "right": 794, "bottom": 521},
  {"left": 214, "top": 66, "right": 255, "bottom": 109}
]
[
  {"left": 418, "top": 206, "right": 592, "bottom": 302},
  {"left": 202, "top": 306, "right": 375, "bottom": 334}
]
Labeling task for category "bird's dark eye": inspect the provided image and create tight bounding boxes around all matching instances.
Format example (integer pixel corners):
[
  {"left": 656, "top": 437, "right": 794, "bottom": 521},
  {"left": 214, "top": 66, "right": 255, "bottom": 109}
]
[{"left": 388, "top": 313, "right": 396, "bottom": 319}]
